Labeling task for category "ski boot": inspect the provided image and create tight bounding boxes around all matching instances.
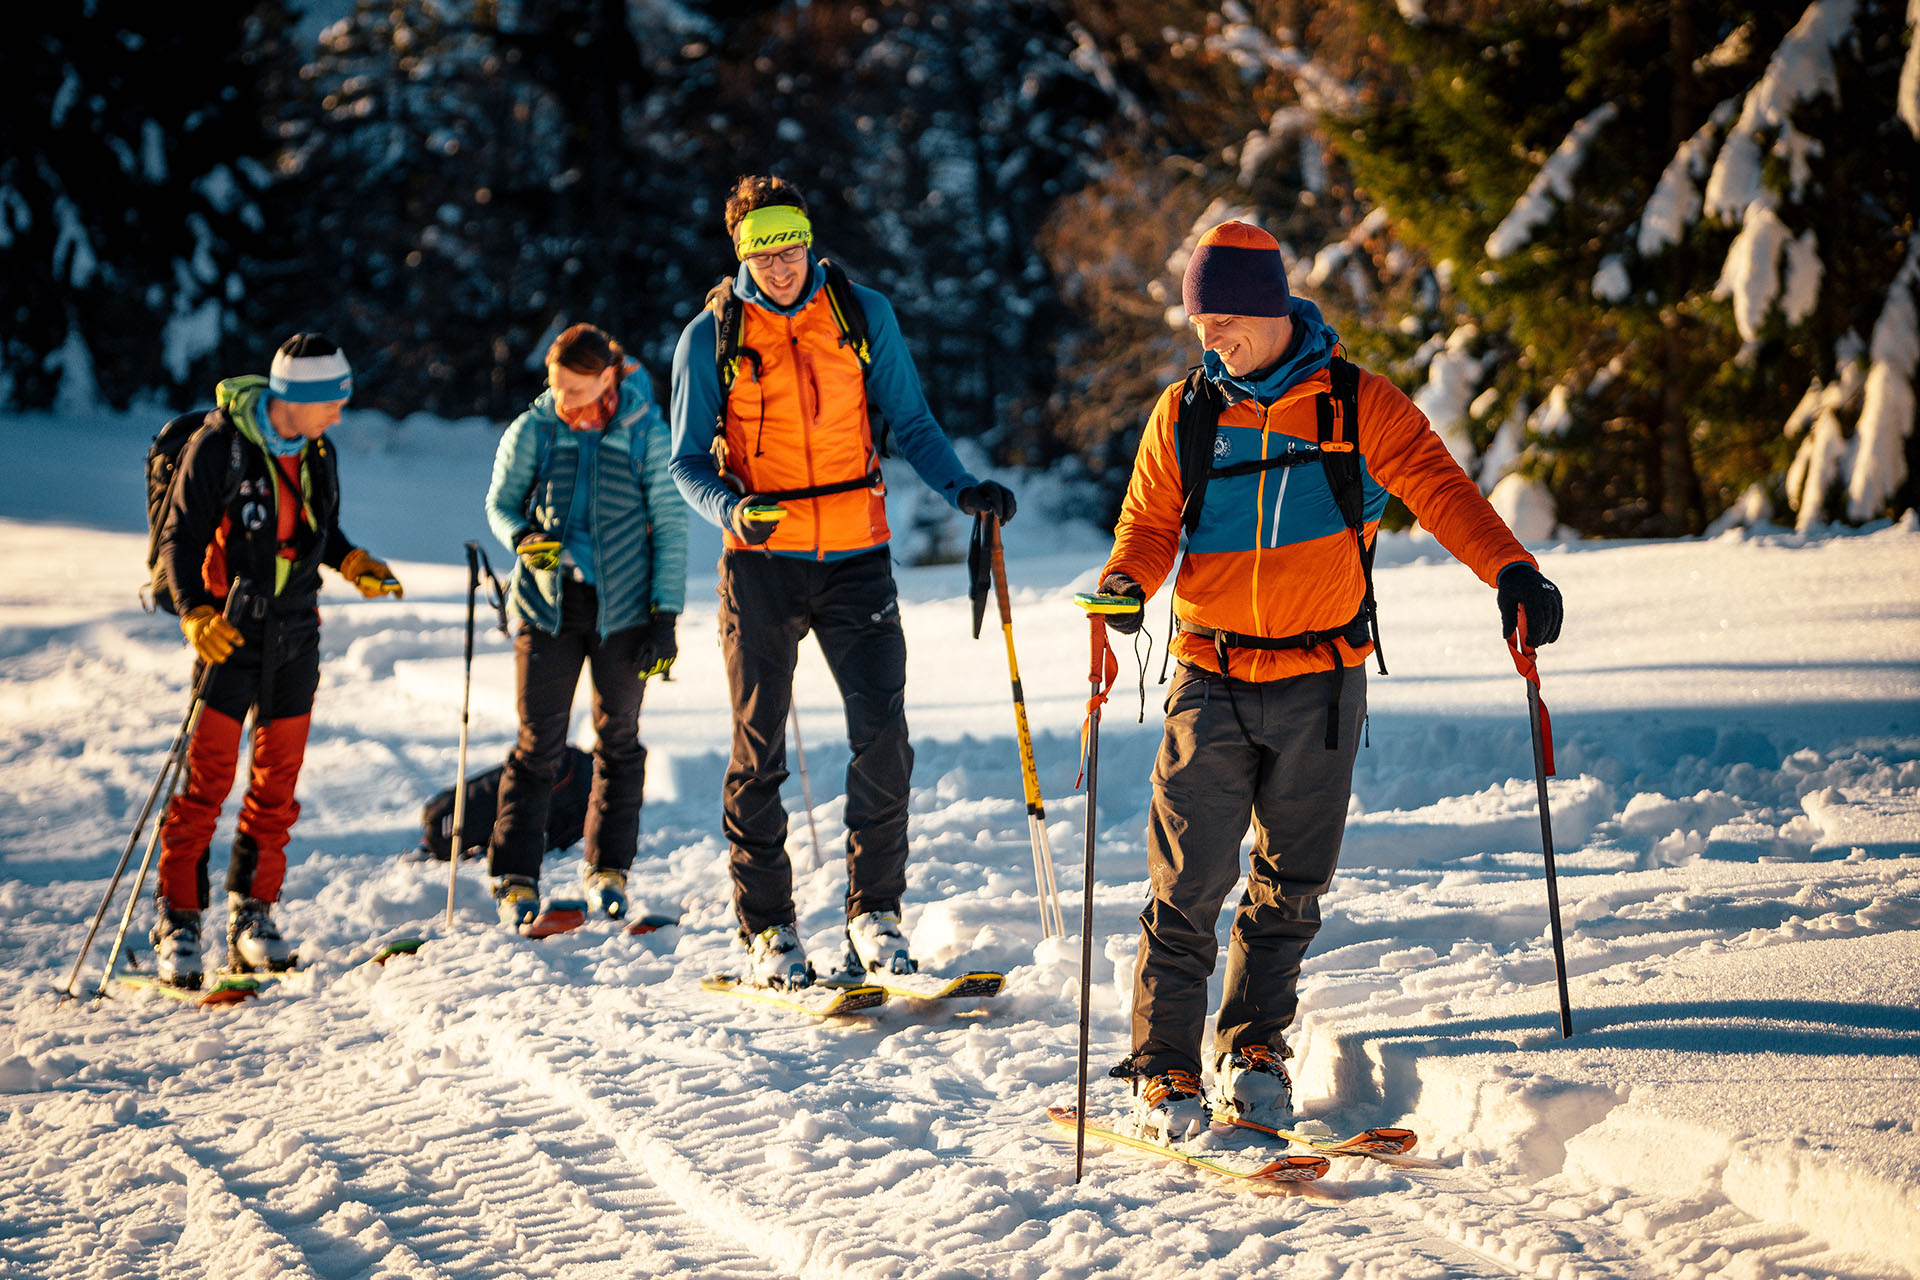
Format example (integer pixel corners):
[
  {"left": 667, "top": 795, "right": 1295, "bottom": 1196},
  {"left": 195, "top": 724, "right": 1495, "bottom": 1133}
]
[
  {"left": 493, "top": 876, "right": 539, "bottom": 930},
  {"left": 845, "top": 910, "right": 914, "bottom": 976},
  {"left": 1127, "top": 1068, "right": 1210, "bottom": 1145},
  {"left": 746, "top": 923, "right": 812, "bottom": 990},
  {"left": 150, "top": 901, "right": 204, "bottom": 990},
  {"left": 1210, "top": 1045, "right": 1294, "bottom": 1128},
  {"left": 226, "top": 893, "right": 298, "bottom": 973},
  {"left": 583, "top": 867, "right": 628, "bottom": 919}
]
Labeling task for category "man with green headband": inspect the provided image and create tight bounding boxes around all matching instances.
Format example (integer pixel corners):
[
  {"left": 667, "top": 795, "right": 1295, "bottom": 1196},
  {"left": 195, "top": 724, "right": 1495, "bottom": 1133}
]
[{"left": 670, "top": 174, "right": 1016, "bottom": 991}]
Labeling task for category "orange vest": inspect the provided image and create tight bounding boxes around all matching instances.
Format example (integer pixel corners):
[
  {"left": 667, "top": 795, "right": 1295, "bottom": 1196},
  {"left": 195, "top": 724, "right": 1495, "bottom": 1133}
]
[{"left": 720, "top": 290, "right": 887, "bottom": 557}]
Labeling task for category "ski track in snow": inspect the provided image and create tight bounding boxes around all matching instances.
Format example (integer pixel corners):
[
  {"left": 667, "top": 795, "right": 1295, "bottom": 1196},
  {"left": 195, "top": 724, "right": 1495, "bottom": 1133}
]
[{"left": 3, "top": 411, "right": 1918, "bottom": 1279}]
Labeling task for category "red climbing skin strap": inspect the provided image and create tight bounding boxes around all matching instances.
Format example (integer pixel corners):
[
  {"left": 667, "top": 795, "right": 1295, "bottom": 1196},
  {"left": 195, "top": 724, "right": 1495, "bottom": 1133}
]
[
  {"left": 1507, "top": 604, "right": 1555, "bottom": 777},
  {"left": 1076, "top": 616, "right": 1119, "bottom": 789}
]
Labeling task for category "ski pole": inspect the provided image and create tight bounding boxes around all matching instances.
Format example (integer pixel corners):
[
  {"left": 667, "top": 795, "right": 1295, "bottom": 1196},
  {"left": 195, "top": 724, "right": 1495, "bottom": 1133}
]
[
  {"left": 1071, "top": 594, "right": 1124, "bottom": 1182},
  {"left": 83, "top": 580, "right": 255, "bottom": 1003},
  {"left": 447, "top": 542, "right": 484, "bottom": 927},
  {"left": 971, "top": 515, "right": 1065, "bottom": 938},
  {"left": 1509, "top": 605, "right": 1573, "bottom": 1038},
  {"left": 789, "top": 704, "right": 825, "bottom": 875}
]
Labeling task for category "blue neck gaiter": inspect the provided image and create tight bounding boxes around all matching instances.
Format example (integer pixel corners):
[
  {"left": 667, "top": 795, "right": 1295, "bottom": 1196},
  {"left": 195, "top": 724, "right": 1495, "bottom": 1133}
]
[
  {"left": 257, "top": 396, "right": 310, "bottom": 457},
  {"left": 1204, "top": 299, "right": 1340, "bottom": 407}
]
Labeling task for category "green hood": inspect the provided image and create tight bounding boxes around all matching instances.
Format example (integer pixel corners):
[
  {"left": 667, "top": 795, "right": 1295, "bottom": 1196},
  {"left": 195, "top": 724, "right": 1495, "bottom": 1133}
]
[{"left": 215, "top": 375, "right": 274, "bottom": 452}]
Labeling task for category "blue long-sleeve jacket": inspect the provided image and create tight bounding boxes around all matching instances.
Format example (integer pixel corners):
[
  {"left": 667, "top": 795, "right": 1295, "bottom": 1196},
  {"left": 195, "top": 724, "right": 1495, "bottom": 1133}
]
[{"left": 486, "top": 372, "right": 687, "bottom": 636}]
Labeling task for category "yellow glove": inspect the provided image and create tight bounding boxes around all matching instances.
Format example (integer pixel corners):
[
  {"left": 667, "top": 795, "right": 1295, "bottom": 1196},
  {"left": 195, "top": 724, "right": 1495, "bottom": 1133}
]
[
  {"left": 181, "top": 606, "right": 243, "bottom": 665},
  {"left": 515, "top": 531, "right": 562, "bottom": 572},
  {"left": 341, "top": 548, "right": 404, "bottom": 599}
]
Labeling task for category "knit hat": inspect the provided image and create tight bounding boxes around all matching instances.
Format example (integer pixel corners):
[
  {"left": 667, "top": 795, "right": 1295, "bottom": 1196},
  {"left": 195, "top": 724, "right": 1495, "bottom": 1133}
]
[
  {"left": 268, "top": 333, "right": 353, "bottom": 404},
  {"left": 1182, "top": 221, "right": 1293, "bottom": 319}
]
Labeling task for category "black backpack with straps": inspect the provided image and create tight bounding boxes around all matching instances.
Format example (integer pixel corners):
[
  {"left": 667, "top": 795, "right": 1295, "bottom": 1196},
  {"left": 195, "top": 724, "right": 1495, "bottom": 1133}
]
[
  {"left": 704, "top": 258, "right": 890, "bottom": 500},
  {"left": 143, "top": 410, "right": 244, "bottom": 615}
]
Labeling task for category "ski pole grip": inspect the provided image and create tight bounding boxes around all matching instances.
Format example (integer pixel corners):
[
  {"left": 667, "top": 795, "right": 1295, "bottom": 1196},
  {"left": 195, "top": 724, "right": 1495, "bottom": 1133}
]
[{"left": 224, "top": 577, "right": 256, "bottom": 622}]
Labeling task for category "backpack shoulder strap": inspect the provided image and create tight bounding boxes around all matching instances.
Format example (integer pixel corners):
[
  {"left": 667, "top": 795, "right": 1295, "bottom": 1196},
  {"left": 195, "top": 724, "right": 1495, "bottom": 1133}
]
[
  {"left": 817, "top": 259, "right": 872, "bottom": 371},
  {"left": 1175, "top": 368, "right": 1222, "bottom": 538},
  {"left": 1315, "top": 355, "right": 1386, "bottom": 672},
  {"left": 705, "top": 276, "right": 756, "bottom": 395}
]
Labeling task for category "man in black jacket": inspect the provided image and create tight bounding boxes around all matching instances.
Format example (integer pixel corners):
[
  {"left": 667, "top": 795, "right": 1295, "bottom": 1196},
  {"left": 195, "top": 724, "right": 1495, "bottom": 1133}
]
[{"left": 151, "top": 333, "right": 403, "bottom": 987}]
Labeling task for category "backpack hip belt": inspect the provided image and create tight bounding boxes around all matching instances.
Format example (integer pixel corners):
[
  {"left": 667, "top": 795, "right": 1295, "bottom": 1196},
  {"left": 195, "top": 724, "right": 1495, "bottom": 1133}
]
[{"left": 1177, "top": 609, "right": 1367, "bottom": 751}]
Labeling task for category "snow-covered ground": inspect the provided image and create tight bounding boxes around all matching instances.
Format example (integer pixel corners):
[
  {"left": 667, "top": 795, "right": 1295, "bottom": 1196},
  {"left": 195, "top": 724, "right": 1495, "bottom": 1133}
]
[{"left": 2, "top": 407, "right": 1917, "bottom": 1280}]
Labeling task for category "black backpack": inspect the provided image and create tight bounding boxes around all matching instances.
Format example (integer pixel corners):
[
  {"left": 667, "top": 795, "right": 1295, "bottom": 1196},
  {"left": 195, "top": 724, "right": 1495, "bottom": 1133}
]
[
  {"left": 704, "top": 259, "right": 891, "bottom": 500},
  {"left": 416, "top": 745, "right": 595, "bottom": 861},
  {"left": 143, "top": 411, "right": 243, "bottom": 615},
  {"left": 1172, "top": 355, "right": 1386, "bottom": 671}
]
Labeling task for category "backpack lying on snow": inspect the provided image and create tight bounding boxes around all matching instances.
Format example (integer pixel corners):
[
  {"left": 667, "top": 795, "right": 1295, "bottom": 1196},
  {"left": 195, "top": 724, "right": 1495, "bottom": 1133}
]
[{"left": 415, "top": 745, "right": 595, "bottom": 861}]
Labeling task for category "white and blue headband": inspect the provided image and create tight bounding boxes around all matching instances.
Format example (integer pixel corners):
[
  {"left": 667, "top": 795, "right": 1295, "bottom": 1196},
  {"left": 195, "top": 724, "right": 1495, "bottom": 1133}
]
[{"left": 268, "top": 349, "right": 353, "bottom": 404}]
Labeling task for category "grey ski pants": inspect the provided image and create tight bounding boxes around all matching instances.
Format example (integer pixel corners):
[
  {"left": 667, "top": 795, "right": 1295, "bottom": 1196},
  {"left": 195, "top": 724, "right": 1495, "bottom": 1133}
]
[{"left": 1130, "top": 659, "right": 1366, "bottom": 1078}]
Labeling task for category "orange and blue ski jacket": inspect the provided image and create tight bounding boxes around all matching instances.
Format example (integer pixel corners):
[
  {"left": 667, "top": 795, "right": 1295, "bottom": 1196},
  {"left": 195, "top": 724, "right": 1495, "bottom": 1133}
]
[{"left": 1104, "top": 356, "right": 1534, "bottom": 684}]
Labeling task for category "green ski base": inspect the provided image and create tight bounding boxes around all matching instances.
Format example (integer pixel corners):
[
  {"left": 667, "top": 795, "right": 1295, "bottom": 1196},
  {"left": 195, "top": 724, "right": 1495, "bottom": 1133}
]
[
  {"left": 701, "top": 974, "right": 887, "bottom": 1017},
  {"left": 1048, "top": 1106, "right": 1330, "bottom": 1185}
]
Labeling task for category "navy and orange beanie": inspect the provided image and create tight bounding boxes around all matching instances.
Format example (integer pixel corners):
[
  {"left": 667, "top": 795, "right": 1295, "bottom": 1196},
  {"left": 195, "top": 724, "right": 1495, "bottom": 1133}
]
[{"left": 1182, "top": 221, "right": 1292, "bottom": 319}]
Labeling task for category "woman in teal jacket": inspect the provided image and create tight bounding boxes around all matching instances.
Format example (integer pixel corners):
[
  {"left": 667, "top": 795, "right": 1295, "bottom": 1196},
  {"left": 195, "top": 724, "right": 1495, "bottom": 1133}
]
[{"left": 483, "top": 323, "right": 687, "bottom": 928}]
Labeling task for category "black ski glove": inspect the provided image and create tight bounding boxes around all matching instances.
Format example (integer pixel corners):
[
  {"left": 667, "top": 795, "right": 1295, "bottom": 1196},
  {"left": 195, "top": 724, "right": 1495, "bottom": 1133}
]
[
  {"left": 729, "top": 497, "right": 779, "bottom": 546},
  {"left": 1099, "top": 572, "right": 1148, "bottom": 635},
  {"left": 637, "top": 611, "right": 678, "bottom": 678},
  {"left": 1496, "top": 561, "right": 1563, "bottom": 647},
  {"left": 957, "top": 481, "right": 1018, "bottom": 524}
]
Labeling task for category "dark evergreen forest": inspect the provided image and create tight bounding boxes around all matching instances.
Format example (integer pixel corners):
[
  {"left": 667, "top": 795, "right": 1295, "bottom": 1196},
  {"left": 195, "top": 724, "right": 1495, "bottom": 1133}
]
[{"left": 3, "top": 0, "right": 1913, "bottom": 532}]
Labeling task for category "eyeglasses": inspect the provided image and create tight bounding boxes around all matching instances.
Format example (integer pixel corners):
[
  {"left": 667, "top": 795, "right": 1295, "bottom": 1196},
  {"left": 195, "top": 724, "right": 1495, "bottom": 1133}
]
[{"left": 742, "top": 244, "right": 808, "bottom": 268}]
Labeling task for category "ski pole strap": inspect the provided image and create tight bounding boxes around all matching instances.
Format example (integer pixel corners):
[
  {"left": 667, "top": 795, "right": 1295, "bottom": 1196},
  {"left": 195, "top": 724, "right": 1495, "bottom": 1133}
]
[
  {"left": 1507, "top": 606, "right": 1555, "bottom": 776},
  {"left": 752, "top": 470, "right": 884, "bottom": 503},
  {"left": 1178, "top": 611, "right": 1366, "bottom": 750},
  {"left": 475, "top": 546, "right": 509, "bottom": 636},
  {"left": 1075, "top": 615, "right": 1118, "bottom": 789},
  {"left": 967, "top": 515, "right": 991, "bottom": 639}
]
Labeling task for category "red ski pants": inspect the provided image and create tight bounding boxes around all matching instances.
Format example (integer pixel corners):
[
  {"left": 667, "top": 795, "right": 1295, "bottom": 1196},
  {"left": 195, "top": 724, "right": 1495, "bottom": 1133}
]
[{"left": 156, "top": 707, "right": 310, "bottom": 908}]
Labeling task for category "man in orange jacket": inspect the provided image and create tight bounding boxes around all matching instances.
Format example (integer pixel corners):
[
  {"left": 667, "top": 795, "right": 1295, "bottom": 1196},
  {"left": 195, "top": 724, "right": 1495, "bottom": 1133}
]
[
  {"left": 1096, "top": 221, "right": 1563, "bottom": 1143},
  {"left": 669, "top": 175, "right": 1016, "bottom": 990}
]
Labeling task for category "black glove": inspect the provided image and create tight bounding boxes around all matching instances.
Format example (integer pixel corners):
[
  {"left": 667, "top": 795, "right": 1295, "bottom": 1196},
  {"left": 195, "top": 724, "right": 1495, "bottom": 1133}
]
[
  {"left": 1496, "top": 561, "right": 1563, "bottom": 647},
  {"left": 637, "top": 611, "right": 678, "bottom": 678},
  {"left": 729, "top": 497, "right": 779, "bottom": 546},
  {"left": 1099, "top": 572, "right": 1147, "bottom": 635},
  {"left": 956, "top": 481, "right": 1018, "bottom": 524}
]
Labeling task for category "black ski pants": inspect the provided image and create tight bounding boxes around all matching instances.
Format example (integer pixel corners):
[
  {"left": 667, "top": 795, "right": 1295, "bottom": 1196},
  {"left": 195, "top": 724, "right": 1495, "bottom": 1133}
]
[
  {"left": 719, "top": 547, "right": 911, "bottom": 935},
  {"left": 1130, "top": 660, "right": 1366, "bottom": 1079},
  {"left": 489, "top": 580, "right": 647, "bottom": 884}
]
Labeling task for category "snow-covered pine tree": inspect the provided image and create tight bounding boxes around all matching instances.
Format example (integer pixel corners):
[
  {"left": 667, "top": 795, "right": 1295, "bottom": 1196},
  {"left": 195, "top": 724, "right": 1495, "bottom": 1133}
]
[{"left": 1334, "top": 0, "right": 1918, "bottom": 534}]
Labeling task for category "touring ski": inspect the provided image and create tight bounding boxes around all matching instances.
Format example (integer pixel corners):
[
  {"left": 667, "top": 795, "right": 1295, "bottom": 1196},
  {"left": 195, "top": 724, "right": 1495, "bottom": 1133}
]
[
  {"left": 1046, "top": 1106, "right": 1329, "bottom": 1185},
  {"left": 1220, "top": 1116, "right": 1431, "bottom": 1166},
  {"left": 522, "top": 899, "right": 588, "bottom": 939},
  {"left": 701, "top": 974, "right": 886, "bottom": 1017},
  {"left": 825, "top": 969, "right": 1004, "bottom": 1001},
  {"left": 116, "top": 973, "right": 261, "bottom": 1007}
]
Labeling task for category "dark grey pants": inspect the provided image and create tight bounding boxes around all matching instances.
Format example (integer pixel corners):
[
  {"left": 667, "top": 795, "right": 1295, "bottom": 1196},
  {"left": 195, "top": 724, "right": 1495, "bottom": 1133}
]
[
  {"left": 1130, "top": 660, "right": 1367, "bottom": 1078},
  {"left": 719, "top": 548, "right": 912, "bottom": 935},
  {"left": 488, "top": 580, "right": 648, "bottom": 883}
]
